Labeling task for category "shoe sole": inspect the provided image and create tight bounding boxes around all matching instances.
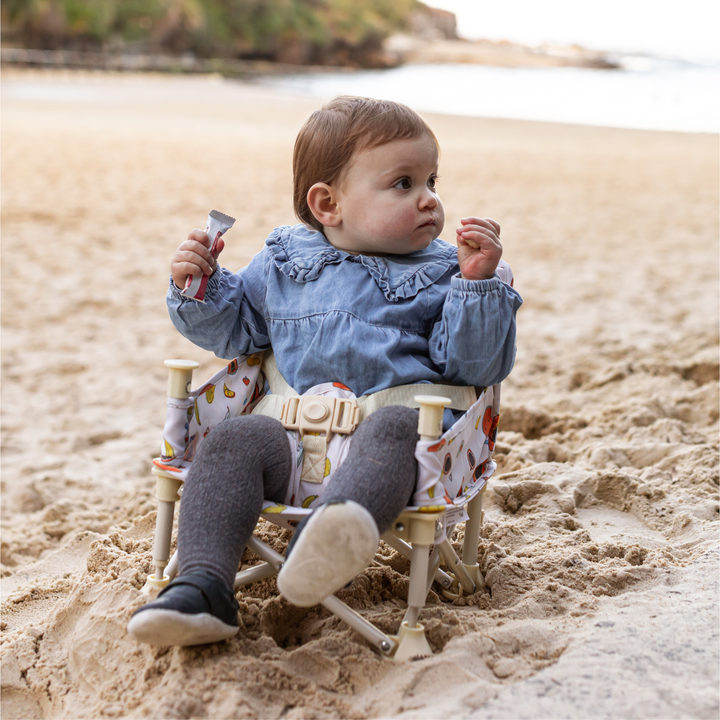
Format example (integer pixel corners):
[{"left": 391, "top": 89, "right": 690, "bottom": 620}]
[
  {"left": 127, "top": 609, "right": 238, "bottom": 646},
  {"left": 278, "top": 501, "right": 379, "bottom": 607}
]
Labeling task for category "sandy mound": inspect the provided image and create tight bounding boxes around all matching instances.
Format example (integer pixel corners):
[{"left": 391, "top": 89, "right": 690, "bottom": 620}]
[{"left": 1, "top": 70, "right": 718, "bottom": 719}]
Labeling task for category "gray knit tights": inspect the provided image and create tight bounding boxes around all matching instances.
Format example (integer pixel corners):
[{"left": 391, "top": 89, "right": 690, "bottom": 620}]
[{"left": 177, "top": 405, "right": 419, "bottom": 588}]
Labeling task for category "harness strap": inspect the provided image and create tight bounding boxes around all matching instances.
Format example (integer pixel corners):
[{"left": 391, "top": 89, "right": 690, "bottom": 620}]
[
  {"left": 254, "top": 351, "right": 476, "bottom": 417},
  {"left": 301, "top": 434, "right": 329, "bottom": 484},
  {"left": 251, "top": 351, "right": 477, "bottom": 485},
  {"left": 357, "top": 382, "right": 476, "bottom": 414}
]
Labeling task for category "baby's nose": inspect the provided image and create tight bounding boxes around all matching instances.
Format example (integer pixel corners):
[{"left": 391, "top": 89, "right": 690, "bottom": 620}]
[{"left": 419, "top": 188, "right": 438, "bottom": 208}]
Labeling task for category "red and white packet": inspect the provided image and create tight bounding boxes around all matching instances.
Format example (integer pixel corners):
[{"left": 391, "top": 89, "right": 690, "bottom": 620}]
[{"left": 182, "top": 210, "right": 236, "bottom": 302}]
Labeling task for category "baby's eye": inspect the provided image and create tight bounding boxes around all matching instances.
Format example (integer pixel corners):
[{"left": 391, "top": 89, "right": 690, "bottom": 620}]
[
  {"left": 394, "top": 177, "right": 412, "bottom": 190},
  {"left": 428, "top": 174, "right": 439, "bottom": 190}
]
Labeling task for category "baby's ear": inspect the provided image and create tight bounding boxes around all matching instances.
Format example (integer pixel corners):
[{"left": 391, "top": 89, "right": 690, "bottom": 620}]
[{"left": 307, "top": 183, "right": 341, "bottom": 227}]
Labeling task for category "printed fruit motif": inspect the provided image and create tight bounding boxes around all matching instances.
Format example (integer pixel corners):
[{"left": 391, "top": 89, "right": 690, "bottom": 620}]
[
  {"left": 419, "top": 505, "right": 446, "bottom": 512},
  {"left": 482, "top": 407, "right": 492, "bottom": 436},
  {"left": 199, "top": 384, "right": 215, "bottom": 403},
  {"left": 324, "top": 458, "right": 331, "bottom": 477},
  {"left": 442, "top": 453, "right": 452, "bottom": 474},
  {"left": 473, "top": 461, "right": 488, "bottom": 480},
  {"left": 467, "top": 448, "right": 476, "bottom": 469},
  {"left": 428, "top": 438, "right": 446, "bottom": 452},
  {"left": 194, "top": 399, "right": 201, "bottom": 425},
  {"left": 247, "top": 355, "right": 261, "bottom": 366},
  {"left": 262, "top": 504, "right": 287, "bottom": 514},
  {"left": 456, "top": 440, "right": 465, "bottom": 457},
  {"left": 302, "top": 495, "right": 318, "bottom": 508},
  {"left": 243, "top": 376, "right": 250, "bottom": 386},
  {"left": 428, "top": 483, "right": 435, "bottom": 499},
  {"left": 223, "top": 383, "right": 235, "bottom": 398},
  {"left": 162, "top": 439, "right": 175, "bottom": 459},
  {"left": 332, "top": 382, "right": 351, "bottom": 391},
  {"left": 227, "top": 359, "right": 239, "bottom": 375},
  {"left": 489, "top": 414, "right": 500, "bottom": 451}
]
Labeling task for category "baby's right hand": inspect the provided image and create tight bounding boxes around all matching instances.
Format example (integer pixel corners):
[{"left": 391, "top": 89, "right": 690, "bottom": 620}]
[{"left": 171, "top": 229, "right": 225, "bottom": 289}]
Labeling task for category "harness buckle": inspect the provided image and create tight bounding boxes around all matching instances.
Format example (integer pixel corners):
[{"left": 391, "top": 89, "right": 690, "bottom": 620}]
[{"left": 281, "top": 395, "right": 362, "bottom": 438}]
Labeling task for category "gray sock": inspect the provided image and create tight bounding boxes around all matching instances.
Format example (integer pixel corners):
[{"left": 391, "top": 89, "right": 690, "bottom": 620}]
[
  {"left": 318, "top": 405, "right": 419, "bottom": 534},
  {"left": 177, "top": 405, "right": 418, "bottom": 587},
  {"left": 177, "top": 415, "right": 292, "bottom": 588}
]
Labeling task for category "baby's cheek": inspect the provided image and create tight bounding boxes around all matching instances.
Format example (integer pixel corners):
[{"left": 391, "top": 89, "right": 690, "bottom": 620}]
[{"left": 385, "top": 208, "right": 418, "bottom": 236}]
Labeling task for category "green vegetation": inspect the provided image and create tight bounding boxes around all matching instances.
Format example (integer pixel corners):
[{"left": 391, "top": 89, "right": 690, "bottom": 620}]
[{"left": 1, "top": 0, "right": 423, "bottom": 66}]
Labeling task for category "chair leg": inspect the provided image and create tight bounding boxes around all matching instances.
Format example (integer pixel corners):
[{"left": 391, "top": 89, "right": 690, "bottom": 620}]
[
  {"left": 461, "top": 487, "right": 486, "bottom": 588},
  {"left": 438, "top": 538, "right": 476, "bottom": 594},
  {"left": 381, "top": 532, "right": 456, "bottom": 593},
  {"left": 143, "top": 471, "right": 183, "bottom": 592},
  {"left": 391, "top": 513, "right": 440, "bottom": 661},
  {"left": 405, "top": 541, "right": 430, "bottom": 628},
  {"left": 234, "top": 534, "right": 284, "bottom": 589}
]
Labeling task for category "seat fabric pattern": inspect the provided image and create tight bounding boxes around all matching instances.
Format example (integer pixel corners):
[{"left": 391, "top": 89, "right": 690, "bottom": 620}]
[{"left": 152, "top": 351, "right": 500, "bottom": 522}]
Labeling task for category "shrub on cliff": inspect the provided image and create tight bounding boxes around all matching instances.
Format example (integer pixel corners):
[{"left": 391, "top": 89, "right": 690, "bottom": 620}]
[{"left": 2, "top": 0, "right": 423, "bottom": 67}]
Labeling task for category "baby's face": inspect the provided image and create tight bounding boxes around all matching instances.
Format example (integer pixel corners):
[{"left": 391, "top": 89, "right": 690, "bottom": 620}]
[{"left": 329, "top": 134, "right": 445, "bottom": 256}]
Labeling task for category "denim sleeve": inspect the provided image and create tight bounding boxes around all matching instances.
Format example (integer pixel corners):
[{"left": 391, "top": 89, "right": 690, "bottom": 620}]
[
  {"left": 428, "top": 273, "right": 523, "bottom": 386},
  {"left": 166, "top": 251, "right": 270, "bottom": 360}
]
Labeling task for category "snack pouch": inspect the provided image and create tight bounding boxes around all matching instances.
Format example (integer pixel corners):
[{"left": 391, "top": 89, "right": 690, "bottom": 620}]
[{"left": 182, "top": 210, "right": 235, "bottom": 302}]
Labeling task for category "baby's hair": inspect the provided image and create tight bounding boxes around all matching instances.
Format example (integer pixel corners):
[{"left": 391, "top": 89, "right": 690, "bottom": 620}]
[{"left": 293, "top": 95, "right": 438, "bottom": 231}]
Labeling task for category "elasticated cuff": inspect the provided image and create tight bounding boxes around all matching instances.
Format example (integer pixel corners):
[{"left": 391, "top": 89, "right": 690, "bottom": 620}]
[{"left": 450, "top": 273, "right": 501, "bottom": 293}]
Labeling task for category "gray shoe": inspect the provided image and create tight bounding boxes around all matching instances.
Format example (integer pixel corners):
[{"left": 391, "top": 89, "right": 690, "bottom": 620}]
[{"left": 278, "top": 501, "right": 379, "bottom": 607}]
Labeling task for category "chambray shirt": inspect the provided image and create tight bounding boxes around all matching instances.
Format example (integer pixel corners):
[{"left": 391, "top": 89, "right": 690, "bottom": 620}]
[{"left": 167, "top": 224, "right": 522, "bottom": 397}]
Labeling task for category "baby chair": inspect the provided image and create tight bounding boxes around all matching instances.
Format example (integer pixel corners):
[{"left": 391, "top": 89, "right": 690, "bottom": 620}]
[{"left": 143, "top": 348, "right": 500, "bottom": 661}]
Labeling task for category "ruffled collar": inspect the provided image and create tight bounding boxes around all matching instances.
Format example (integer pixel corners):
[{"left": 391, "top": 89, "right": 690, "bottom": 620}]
[{"left": 266, "top": 224, "right": 458, "bottom": 301}]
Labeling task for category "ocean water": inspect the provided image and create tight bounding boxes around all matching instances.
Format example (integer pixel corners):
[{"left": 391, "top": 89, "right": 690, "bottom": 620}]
[{"left": 261, "top": 56, "right": 719, "bottom": 134}]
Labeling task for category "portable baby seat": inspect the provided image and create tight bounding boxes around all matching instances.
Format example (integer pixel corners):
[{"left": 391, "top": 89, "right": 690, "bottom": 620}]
[{"left": 144, "top": 349, "right": 501, "bottom": 661}]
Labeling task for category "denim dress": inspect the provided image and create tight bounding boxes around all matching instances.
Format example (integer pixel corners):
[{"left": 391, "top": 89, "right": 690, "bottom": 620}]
[{"left": 167, "top": 224, "right": 523, "bottom": 396}]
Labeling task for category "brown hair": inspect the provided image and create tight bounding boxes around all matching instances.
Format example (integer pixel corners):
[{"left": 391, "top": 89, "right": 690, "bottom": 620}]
[{"left": 293, "top": 95, "right": 438, "bottom": 231}]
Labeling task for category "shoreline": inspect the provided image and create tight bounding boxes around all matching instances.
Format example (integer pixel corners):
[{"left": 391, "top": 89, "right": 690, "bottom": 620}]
[{"left": 2, "top": 66, "right": 717, "bottom": 137}]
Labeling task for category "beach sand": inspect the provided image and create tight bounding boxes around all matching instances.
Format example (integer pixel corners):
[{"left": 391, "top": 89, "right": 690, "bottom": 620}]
[{"left": 1, "top": 69, "right": 718, "bottom": 719}]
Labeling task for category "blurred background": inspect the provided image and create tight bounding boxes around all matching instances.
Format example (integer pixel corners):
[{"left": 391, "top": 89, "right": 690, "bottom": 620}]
[{"left": 2, "top": 0, "right": 719, "bottom": 132}]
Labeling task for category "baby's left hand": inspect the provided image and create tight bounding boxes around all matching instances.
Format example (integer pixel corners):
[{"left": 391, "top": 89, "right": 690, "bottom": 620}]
[{"left": 456, "top": 217, "right": 502, "bottom": 280}]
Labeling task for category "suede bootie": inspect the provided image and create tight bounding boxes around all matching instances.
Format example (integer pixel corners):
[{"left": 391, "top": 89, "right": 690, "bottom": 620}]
[{"left": 128, "top": 572, "right": 239, "bottom": 646}]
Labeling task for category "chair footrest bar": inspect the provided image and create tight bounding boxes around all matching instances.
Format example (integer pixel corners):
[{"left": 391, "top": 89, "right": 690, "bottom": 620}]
[
  {"left": 321, "top": 595, "right": 395, "bottom": 656},
  {"left": 234, "top": 562, "right": 277, "bottom": 588},
  {"left": 167, "top": 550, "right": 179, "bottom": 581},
  {"left": 246, "top": 534, "right": 284, "bottom": 572}
]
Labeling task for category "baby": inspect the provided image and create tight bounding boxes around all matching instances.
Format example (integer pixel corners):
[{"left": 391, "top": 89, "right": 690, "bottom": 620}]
[{"left": 129, "top": 95, "right": 522, "bottom": 647}]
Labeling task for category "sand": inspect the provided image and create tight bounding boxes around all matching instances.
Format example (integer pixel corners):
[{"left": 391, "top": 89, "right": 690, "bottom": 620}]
[{"left": 1, "top": 69, "right": 718, "bottom": 720}]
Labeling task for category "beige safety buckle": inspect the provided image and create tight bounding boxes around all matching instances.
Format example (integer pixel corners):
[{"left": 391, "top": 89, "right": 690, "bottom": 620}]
[{"left": 281, "top": 395, "right": 362, "bottom": 437}]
